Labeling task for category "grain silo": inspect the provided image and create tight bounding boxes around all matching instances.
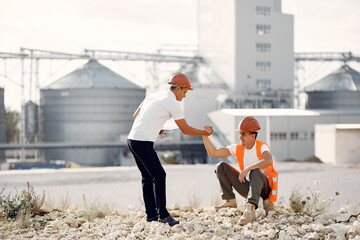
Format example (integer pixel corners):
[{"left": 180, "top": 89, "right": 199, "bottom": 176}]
[
  {"left": 305, "top": 65, "right": 360, "bottom": 109},
  {"left": 40, "top": 60, "right": 145, "bottom": 166},
  {"left": 25, "top": 100, "right": 38, "bottom": 142},
  {"left": 0, "top": 88, "right": 5, "bottom": 163}
]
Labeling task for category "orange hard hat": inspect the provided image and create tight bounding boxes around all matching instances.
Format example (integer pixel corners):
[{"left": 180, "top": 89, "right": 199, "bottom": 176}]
[
  {"left": 168, "top": 72, "right": 193, "bottom": 90},
  {"left": 235, "top": 116, "right": 261, "bottom": 132}
]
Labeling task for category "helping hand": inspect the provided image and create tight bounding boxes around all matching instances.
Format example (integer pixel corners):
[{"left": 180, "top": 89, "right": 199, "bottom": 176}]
[{"left": 202, "top": 125, "right": 214, "bottom": 136}]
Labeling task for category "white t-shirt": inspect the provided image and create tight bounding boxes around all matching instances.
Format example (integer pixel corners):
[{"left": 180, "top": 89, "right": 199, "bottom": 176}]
[
  {"left": 128, "top": 90, "right": 184, "bottom": 142},
  {"left": 226, "top": 142, "right": 270, "bottom": 181}
]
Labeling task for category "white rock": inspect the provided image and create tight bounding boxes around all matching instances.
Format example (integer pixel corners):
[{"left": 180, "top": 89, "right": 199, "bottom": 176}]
[
  {"left": 297, "top": 226, "right": 307, "bottom": 235},
  {"left": 64, "top": 217, "right": 78, "bottom": 228},
  {"left": 311, "top": 223, "right": 325, "bottom": 232},
  {"left": 277, "top": 230, "right": 287, "bottom": 239},
  {"left": 314, "top": 213, "right": 336, "bottom": 224},
  {"left": 214, "top": 226, "right": 225, "bottom": 236},
  {"left": 353, "top": 221, "right": 360, "bottom": 234},
  {"left": 220, "top": 221, "right": 232, "bottom": 229},
  {"left": 171, "top": 224, "right": 184, "bottom": 233},
  {"left": 267, "top": 210, "right": 275, "bottom": 218},
  {"left": 214, "top": 217, "right": 223, "bottom": 223},
  {"left": 335, "top": 213, "right": 352, "bottom": 222},
  {"left": 285, "top": 226, "right": 299, "bottom": 236},
  {"left": 193, "top": 222, "right": 207, "bottom": 234},
  {"left": 329, "top": 223, "right": 347, "bottom": 237},
  {"left": 287, "top": 215, "right": 296, "bottom": 224},
  {"left": 170, "top": 210, "right": 181, "bottom": 217},
  {"left": 132, "top": 222, "right": 144, "bottom": 233},
  {"left": 307, "top": 232, "right": 320, "bottom": 240},
  {"left": 182, "top": 212, "right": 192, "bottom": 219}
]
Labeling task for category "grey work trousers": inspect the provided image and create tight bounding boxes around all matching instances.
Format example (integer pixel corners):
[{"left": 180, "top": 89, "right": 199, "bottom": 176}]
[{"left": 215, "top": 161, "right": 271, "bottom": 208}]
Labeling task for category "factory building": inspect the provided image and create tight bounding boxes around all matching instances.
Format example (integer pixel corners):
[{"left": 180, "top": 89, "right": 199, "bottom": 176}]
[
  {"left": 305, "top": 65, "right": 360, "bottom": 109},
  {"left": 0, "top": 88, "right": 5, "bottom": 164},
  {"left": 198, "top": 0, "right": 294, "bottom": 109},
  {"left": 40, "top": 60, "right": 145, "bottom": 166}
]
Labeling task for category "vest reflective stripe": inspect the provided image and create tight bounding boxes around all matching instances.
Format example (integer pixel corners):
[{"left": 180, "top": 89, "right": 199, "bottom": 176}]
[{"left": 235, "top": 140, "right": 279, "bottom": 203}]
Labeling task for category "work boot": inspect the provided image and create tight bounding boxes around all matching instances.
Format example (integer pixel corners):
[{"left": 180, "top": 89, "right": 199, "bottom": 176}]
[
  {"left": 146, "top": 215, "right": 159, "bottom": 222},
  {"left": 263, "top": 198, "right": 274, "bottom": 214},
  {"left": 239, "top": 203, "right": 256, "bottom": 225},
  {"left": 215, "top": 199, "right": 237, "bottom": 211},
  {"left": 158, "top": 215, "right": 179, "bottom": 226}
]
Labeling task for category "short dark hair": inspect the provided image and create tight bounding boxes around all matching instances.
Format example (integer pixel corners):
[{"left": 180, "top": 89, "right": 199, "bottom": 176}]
[
  {"left": 170, "top": 84, "right": 185, "bottom": 90},
  {"left": 250, "top": 131, "right": 258, "bottom": 139}
]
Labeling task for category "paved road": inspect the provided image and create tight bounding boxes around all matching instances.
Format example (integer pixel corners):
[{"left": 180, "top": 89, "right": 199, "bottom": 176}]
[{"left": 1, "top": 162, "right": 359, "bottom": 211}]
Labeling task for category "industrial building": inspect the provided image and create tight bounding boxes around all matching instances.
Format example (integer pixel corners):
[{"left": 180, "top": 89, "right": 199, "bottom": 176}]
[
  {"left": 315, "top": 124, "right": 360, "bottom": 165},
  {"left": 40, "top": 59, "right": 145, "bottom": 166},
  {"left": 198, "top": 0, "right": 294, "bottom": 109},
  {"left": 305, "top": 65, "right": 360, "bottom": 109},
  {"left": 0, "top": 88, "right": 5, "bottom": 163}
]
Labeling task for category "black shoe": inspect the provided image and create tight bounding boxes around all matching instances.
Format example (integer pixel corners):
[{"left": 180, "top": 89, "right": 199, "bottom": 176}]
[
  {"left": 146, "top": 215, "right": 159, "bottom": 222},
  {"left": 158, "top": 216, "right": 179, "bottom": 226}
]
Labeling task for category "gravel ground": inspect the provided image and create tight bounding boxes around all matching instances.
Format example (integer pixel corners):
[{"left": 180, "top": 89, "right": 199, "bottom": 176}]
[{"left": 1, "top": 162, "right": 360, "bottom": 239}]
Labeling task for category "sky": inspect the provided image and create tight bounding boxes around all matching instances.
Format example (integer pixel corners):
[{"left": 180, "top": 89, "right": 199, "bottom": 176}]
[{"left": 1, "top": 0, "right": 360, "bottom": 110}]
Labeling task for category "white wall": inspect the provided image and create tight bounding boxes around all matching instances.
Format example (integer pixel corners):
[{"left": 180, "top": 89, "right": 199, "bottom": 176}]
[
  {"left": 336, "top": 128, "right": 360, "bottom": 164},
  {"left": 314, "top": 124, "right": 336, "bottom": 164}
]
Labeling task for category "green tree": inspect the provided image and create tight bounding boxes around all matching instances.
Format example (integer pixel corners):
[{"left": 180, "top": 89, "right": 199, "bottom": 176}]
[{"left": 5, "top": 108, "right": 20, "bottom": 143}]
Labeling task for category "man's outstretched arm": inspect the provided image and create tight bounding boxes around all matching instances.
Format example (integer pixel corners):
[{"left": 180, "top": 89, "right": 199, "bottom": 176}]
[
  {"left": 202, "top": 135, "right": 231, "bottom": 158},
  {"left": 175, "top": 119, "right": 213, "bottom": 136}
]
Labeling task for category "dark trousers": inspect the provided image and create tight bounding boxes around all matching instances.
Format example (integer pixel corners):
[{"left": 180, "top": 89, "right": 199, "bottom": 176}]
[
  {"left": 127, "top": 139, "right": 169, "bottom": 219},
  {"left": 216, "top": 161, "right": 270, "bottom": 208}
]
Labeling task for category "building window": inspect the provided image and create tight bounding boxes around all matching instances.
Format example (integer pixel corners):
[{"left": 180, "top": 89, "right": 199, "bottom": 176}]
[
  {"left": 271, "top": 132, "right": 286, "bottom": 141},
  {"left": 256, "top": 24, "right": 271, "bottom": 35},
  {"left": 256, "top": 79, "right": 271, "bottom": 89},
  {"left": 291, "top": 132, "right": 307, "bottom": 140},
  {"left": 256, "top": 43, "right": 271, "bottom": 52},
  {"left": 256, "top": 61, "right": 271, "bottom": 71},
  {"left": 256, "top": 6, "right": 270, "bottom": 16}
]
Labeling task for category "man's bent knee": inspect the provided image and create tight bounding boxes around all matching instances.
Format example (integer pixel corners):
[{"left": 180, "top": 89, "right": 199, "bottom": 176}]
[
  {"left": 249, "top": 169, "right": 262, "bottom": 178},
  {"left": 216, "top": 161, "right": 228, "bottom": 172}
]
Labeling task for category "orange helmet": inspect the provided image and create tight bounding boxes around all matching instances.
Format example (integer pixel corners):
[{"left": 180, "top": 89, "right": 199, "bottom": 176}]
[
  {"left": 168, "top": 72, "right": 193, "bottom": 90},
  {"left": 236, "top": 116, "right": 261, "bottom": 132}
]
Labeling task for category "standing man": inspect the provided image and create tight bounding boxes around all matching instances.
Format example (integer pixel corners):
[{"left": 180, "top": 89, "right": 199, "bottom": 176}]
[
  {"left": 127, "top": 72, "right": 213, "bottom": 226},
  {"left": 202, "top": 116, "right": 278, "bottom": 225}
]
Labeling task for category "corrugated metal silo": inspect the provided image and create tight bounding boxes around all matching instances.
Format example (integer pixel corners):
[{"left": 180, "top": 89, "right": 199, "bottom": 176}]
[
  {"left": 40, "top": 60, "right": 145, "bottom": 166},
  {"left": 0, "top": 88, "right": 5, "bottom": 163},
  {"left": 305, "top": 65, "right": 360, "bottom": 109},
  {"left": 25, "top": 100, "right": 38, "bottom": 142}
]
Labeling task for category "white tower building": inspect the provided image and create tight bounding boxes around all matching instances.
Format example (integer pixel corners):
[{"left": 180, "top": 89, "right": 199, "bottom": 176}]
[{"left": 198, "top": 0, "right": 294, "bottom": 108}]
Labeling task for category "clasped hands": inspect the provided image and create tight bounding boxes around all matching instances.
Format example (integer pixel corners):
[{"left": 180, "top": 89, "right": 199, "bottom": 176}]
[{"left": 202, "top": 125, "right": 214, "bottom": 136}]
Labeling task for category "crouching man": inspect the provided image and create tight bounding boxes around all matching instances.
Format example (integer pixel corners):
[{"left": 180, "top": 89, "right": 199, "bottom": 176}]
[{"left": 202, "top": 116, "right": 278, "bottom": 225}]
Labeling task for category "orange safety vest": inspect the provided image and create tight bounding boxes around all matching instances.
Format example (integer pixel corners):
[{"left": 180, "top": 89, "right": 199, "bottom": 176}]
[{"left": 235, "top": 140, "right": 279, "bottom": 202}]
